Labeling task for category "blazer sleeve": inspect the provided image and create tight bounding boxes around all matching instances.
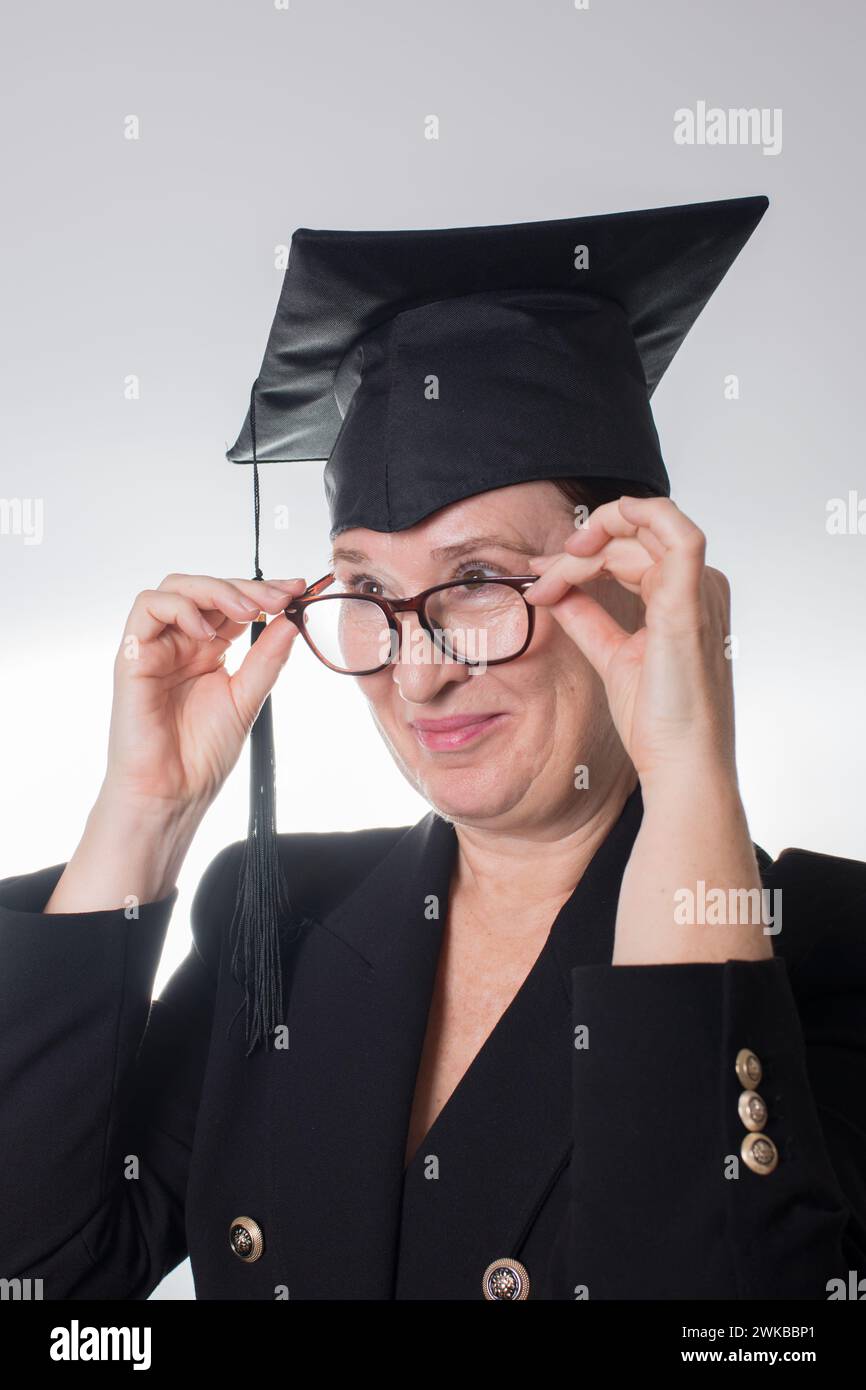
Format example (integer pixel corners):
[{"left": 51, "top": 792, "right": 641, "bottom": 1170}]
[
  {"left": 562, "top": 859, "right": 866, "bottom": 1300},
  {"left": 0, "top": 843, "right": 238, "bottom": 1300}
]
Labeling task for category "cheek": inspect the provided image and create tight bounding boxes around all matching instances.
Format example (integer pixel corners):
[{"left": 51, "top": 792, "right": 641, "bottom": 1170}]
[
  {"left": 354, "top": 672, "right": 395, "bottom": 722},
  {"left": 521, "top": 610, "right": 592, "bottom": 688},
  {"left": 515, "top": 613, "right": 609, "bottom": 727}
]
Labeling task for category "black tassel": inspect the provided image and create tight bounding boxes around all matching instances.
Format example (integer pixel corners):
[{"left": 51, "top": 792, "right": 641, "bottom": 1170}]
[
  {"left": 228, "top": 638, "right": 292, "bottom": 1056},
  {"left": 227, "top": 378, "right": 294, "bottom": 1056}
]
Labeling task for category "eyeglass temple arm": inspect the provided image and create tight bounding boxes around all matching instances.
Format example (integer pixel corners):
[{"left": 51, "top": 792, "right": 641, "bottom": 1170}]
[{"left": 284, "top": 572, "right": 336, "bottom": 613}]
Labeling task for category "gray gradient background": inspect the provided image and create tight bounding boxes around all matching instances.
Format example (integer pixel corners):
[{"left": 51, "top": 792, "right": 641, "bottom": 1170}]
[{"left": 1, "top": 1, "right": 864, "bottom": 1299}]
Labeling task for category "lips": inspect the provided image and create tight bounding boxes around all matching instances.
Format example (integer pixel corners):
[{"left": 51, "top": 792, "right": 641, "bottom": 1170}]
[{"left": 409, "top": 712, "right": 507, "bottom": 751}]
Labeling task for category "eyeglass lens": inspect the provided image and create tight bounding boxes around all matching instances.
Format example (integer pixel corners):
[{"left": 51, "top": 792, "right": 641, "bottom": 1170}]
[{"left": 301, "top": 581, "right": 530, "bottom": 673}]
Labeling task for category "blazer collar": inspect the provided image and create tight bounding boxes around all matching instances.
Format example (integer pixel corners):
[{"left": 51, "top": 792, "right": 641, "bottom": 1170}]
[
  {"left": 315, "top": 803, "right": 459, "bottom": 974},
  {"left": 268, "top": 785, "right": 645, "bottom": 1299},
  {"left": 318, "top": 782, "right": 646, "bottom": 973}
]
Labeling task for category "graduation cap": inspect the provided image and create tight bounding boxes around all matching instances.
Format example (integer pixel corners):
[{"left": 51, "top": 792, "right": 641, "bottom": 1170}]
[{"left": 226, "top": 193, "right": 769, "bottom": 1052}]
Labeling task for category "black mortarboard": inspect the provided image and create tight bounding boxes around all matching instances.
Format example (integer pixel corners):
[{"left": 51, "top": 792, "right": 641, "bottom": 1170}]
[{"left": 227, "top": 194, "right": 769, "bottom": 1051}]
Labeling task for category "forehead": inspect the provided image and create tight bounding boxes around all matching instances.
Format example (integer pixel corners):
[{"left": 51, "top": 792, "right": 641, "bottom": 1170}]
[{"left": 330, "top": 480, "right": 569, "bottom": 566}]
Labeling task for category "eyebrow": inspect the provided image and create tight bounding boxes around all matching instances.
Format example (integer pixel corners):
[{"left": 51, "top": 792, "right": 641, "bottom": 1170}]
[{"left": 329, "top": 533, "right": 538, "bottom": 567}]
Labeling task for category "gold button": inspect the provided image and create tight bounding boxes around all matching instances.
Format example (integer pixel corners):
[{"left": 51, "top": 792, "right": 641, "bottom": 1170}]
[
  {"left": 738, "top": 1089, "right": 768, "bottom": 1131},
  {"left": 735, "top": 1047, "right": 763, "bottom": 1090},
  {"left": 229, "top": 1215, "right": 264, "bottom": 1262},
  {"left": 741, "top": 1132, "right": 779, "bottom": 1175},
  {"left": 482, "top": 1258, "right": 530, "bottom": 1300}
]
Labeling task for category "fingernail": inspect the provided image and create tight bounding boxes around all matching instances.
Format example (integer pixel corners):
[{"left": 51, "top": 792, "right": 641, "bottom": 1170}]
[
  {"left": 269, "top": 578, "right": 306, "bottom": 591},
  {"left": 200, "top": 620, "right": 217, "bottom": 639},
  {"left": 239, "top": 598, "right": 261, "bottom": 613}
]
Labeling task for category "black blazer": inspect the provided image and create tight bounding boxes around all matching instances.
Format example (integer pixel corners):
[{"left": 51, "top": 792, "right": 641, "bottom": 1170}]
[{"left": 1, "top": 786, "right": 865, "bottom": 1300}]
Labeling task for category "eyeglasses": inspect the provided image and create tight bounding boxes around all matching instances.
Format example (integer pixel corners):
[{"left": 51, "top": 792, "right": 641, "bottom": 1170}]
[{"left": 284, "top": 572, "right": 539, "bottom": 675}]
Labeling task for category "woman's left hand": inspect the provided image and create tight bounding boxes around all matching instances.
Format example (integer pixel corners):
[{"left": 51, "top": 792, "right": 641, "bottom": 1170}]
[
  {"left": 526, "top": 495, "right": 772, "bottom": 964},
  {"left": 526, "top": 495, "right": 734, "bottom": 792}
]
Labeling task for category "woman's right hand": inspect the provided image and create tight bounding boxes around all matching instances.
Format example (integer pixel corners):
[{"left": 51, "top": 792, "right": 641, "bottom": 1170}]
[{"left": 102, "top": 574, "right": 308, "bottom": 816}]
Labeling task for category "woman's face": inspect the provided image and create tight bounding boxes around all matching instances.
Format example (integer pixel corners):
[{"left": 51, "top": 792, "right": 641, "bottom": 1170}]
[{"left": 331, "top": 480, "right": 639, "bottom": 831}]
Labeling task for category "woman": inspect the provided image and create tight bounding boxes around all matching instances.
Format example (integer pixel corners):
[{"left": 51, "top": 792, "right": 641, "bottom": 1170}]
[
  {"left": 2, "top": 198, "right": 864, "bottom": 1300},
  {"left": 3, "top": 474, "right": 865, "bottom": 1300}
]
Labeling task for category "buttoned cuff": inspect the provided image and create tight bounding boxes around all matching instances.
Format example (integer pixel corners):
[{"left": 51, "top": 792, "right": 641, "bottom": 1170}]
[{"left": 567, "top": 955, "right": 851, "bottom": 1299}]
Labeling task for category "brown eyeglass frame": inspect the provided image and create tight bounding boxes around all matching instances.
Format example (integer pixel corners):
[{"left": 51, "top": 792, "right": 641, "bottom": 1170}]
[{"left": 283, "top": 571, "right": 539, "bottom": 675}]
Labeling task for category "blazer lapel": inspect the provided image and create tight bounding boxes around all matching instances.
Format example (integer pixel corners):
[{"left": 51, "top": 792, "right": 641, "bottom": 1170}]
[{"left": 267, "top": 809, "right": 458, "bottom": 1299}]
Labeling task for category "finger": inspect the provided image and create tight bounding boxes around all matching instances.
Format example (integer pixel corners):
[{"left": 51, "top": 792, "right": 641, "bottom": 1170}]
[
  {"left": 543, "top": 587, "right": 635, "bottom": 678},
  {"left": 567, "top": 517, "right": 667, "bottom": 565},
  {"left": 524, "top": 553, "right": 558, "bottom": 574},
  {"left": 527, "top": 538, "right": 653, "bottom": 604},
  {"left": 155, "top": 574, "right": 307, "bottom": 622},
  {"left": 229, "top": 612, "right": 302, "bottom": 728},
  {"left": 197, "top": 610, "right": 248, "bottom": 642},
  {"left": 127, "top": 590, "right": 228, "bottom": 644},
  {"left": 617, "top": 496, "right": 704, "bottom": 551},
  {"left": 565, "top": 498, "right": 667, "bottom": 562},
  {"left": 616, "top": 498, "right": 708, "bottom": 617},
  {"left": 567, "top": 497, "right": 708, "bottom": 619},
  {"left": 226, "top": 577, "right": 310, "bottom": 612}
]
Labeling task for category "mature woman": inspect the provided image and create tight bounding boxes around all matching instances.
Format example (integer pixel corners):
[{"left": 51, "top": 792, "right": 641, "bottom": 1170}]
[{"left": 2, "top": 197, "right": 864, "bottom": 1301}]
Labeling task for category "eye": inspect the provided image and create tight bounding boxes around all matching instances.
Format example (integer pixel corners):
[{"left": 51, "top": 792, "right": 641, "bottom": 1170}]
[
  {"left": 341, "top": 572, "right": 385, "bottom": 596},
  {"left": 339, "top": 557, "right": 509, "bottom": 597},
  {"left": 451, "top": 559, "right": 508, "bottom": 590}
]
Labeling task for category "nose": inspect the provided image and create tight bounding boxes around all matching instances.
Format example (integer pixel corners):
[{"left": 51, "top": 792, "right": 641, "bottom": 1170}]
[{"left": 390, "top": 613, "right": 474, "bottom": 701}]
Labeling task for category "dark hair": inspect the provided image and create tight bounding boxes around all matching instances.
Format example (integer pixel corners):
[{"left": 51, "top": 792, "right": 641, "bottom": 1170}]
[{"left": 550, "top": 476, "right": 657, "bottom": 517}]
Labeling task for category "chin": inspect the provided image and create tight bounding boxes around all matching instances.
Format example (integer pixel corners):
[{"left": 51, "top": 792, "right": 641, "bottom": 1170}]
[{"left": 412, "top": 758, "right": 529, "bottom": 826}]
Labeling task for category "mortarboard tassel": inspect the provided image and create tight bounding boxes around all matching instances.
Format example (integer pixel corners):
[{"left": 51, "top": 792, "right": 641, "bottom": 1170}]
[{"left": 227, "top": 378, "right": 294, "bottom": 1056}]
